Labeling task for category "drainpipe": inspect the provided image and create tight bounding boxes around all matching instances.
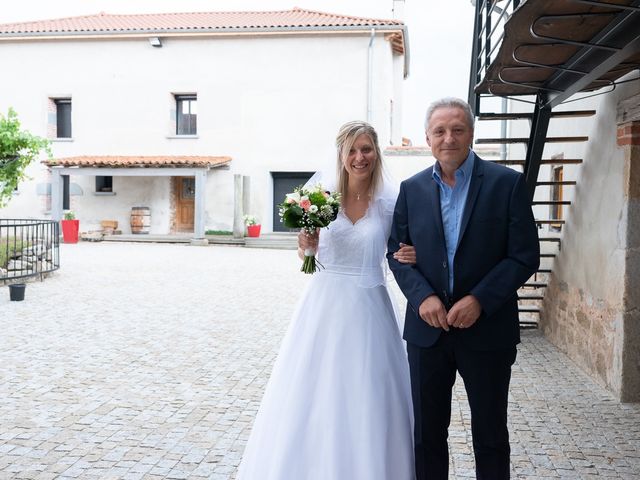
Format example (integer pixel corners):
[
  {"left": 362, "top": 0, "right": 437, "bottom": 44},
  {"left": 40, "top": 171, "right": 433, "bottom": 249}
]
[{"left": 367, "top": 28, "right": 375, "bottom": 123}]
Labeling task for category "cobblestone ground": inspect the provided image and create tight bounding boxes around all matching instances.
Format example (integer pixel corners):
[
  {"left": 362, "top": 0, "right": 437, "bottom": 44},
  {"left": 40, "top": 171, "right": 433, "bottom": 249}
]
[{"left": 1, "top": 242, "right": 639, "bottom": 479}]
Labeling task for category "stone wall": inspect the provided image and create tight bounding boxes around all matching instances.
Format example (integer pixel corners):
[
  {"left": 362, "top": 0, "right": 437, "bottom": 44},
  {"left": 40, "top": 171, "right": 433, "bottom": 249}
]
[{"left": 540, "top": 75, "right": 640, "bottom": 402}]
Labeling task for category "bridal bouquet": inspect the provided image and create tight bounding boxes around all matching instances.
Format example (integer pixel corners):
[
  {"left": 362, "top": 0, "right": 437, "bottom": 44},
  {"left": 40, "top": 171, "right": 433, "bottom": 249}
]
[{"left": 279, "top": 184, "right": 341, "bottom": 273}]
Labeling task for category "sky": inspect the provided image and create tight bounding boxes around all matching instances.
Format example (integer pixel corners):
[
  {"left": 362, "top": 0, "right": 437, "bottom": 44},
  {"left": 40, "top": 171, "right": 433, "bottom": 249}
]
[{"left": 1, "top": 0, "right": 476, "bottom": 146}]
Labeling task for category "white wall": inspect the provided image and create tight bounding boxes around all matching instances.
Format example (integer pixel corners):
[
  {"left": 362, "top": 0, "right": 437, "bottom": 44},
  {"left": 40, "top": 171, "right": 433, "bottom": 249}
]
[{"left": 0, "top": 32, "right": 403, "bottom": 232}]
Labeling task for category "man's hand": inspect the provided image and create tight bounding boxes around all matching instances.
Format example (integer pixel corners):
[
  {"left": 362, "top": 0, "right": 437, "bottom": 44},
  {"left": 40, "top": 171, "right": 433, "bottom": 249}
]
[
  {"left": 418, "top": 295, "right": 449, "bottom": 331},
  {"left": 447, "top": 295, "right": 481, "bottom": 329}
]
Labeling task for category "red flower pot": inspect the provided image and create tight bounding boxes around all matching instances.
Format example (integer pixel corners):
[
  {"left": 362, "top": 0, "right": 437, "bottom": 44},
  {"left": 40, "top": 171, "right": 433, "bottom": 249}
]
[
  {"left": 61, "top": 219, "right": 79, "bottom": 243},
  {"left": 247, "top": 224, "right": 261, "bottom": 237}
]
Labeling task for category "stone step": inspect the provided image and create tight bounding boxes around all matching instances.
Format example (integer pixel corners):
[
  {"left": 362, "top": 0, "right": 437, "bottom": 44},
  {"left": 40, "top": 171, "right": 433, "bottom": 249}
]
[{"left": 244, "top": 233, "right": 298, "bottom": 250}]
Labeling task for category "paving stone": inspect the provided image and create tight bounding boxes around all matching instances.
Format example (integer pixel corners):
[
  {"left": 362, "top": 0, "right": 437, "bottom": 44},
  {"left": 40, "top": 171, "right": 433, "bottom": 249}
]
[{"left": 0, "top": 243, "right": 639, "bottom": 479}]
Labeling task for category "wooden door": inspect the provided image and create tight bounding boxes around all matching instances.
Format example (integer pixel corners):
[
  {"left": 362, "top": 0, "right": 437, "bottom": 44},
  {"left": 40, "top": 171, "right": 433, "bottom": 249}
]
[{"left": 174, "top": 176, "right": 195, "bottom": 232}]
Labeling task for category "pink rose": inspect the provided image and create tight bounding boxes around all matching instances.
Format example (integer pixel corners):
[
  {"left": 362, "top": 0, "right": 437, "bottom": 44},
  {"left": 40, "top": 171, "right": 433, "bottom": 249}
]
[{"left": 300, "top": 199, "right": 311, "bottom": 211}]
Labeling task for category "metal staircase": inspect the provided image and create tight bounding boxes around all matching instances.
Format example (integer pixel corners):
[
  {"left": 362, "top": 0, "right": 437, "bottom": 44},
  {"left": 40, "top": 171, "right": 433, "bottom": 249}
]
[
  {"left": 467, "top": 0, "right": 640, "bottom": 328},
  {"left": 475, "top": 106, "right": 593, "bottom": 328}
]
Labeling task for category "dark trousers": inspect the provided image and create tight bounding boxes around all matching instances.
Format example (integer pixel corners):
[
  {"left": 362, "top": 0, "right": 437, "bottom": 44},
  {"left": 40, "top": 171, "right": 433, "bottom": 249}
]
[{"left": 407, "top": 333, "right": 517, "bottom": 480}]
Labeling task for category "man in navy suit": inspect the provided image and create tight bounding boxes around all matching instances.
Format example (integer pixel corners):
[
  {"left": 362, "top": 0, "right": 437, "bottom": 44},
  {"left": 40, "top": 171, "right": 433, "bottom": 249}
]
[{"left": 388, "top": 97, "right": 539, "bottom": 479}]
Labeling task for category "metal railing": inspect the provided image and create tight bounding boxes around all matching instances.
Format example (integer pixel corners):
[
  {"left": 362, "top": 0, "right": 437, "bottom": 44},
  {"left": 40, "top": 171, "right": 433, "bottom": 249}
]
[
  {"left": 0, "top": 219, "right": 60, "bottom": 281},
  {"left": 468, "top": 0, "right": 521, "bottom": 114}
]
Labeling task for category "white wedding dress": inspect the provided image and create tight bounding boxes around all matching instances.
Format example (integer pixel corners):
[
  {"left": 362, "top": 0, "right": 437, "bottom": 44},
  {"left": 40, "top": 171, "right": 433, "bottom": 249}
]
[{"left": 237, "top": 194, "right": 415, "bottom": 480}]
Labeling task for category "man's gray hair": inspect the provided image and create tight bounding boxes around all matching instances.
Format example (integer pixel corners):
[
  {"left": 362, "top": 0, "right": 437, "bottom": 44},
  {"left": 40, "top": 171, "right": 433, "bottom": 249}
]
[{"left": 424, "top": 97, "right": 475, "bottom": 132}]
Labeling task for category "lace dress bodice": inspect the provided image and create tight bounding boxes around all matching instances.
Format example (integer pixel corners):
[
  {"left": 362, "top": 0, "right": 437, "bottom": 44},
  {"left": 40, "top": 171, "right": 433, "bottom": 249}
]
[{"left": 316, "top": 207, "right": 392, "bottom": 283}]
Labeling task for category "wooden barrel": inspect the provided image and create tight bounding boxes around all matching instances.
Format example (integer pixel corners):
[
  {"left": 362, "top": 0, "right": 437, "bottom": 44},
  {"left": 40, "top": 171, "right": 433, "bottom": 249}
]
[{"left": 130, "top": 206, "right": 151, "bottom": 234}]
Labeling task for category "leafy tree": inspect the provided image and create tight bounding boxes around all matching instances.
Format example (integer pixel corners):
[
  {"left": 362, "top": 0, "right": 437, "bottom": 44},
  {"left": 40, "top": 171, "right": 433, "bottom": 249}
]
[{"left": 0, "top": 108, "right": 51, "bottom": 207}]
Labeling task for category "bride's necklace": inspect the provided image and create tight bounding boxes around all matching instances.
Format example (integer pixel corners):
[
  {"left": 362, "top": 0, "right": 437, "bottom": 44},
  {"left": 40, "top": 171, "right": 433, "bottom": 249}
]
[{"left": 354, "top": 192, "right": 371, "bottom": 200}]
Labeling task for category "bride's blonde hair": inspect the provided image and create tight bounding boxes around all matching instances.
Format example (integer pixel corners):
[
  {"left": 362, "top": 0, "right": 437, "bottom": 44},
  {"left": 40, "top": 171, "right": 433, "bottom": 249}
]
[{"left": 335, "top": 121, "right": 383, "bottom": 198}]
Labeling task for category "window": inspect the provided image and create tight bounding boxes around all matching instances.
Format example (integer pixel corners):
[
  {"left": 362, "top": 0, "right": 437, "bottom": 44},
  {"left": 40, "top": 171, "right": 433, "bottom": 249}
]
[
  {"left": 550, "top": 166, "right": 563, "bottom": 231},
  {"left": 96, "top": 176, "right": 113, "bottom": 193},
  {"left": 55, "top": 98, "right": 72, "bottom": 138},
  {"left": 176, "top": 95, "right": 197, "bottom": 135}
]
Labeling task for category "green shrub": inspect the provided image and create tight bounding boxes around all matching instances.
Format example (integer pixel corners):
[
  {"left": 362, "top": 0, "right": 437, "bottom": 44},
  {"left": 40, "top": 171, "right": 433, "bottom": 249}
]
[{"left": 0, "top": 108, "right": 51, "bottom": 207}]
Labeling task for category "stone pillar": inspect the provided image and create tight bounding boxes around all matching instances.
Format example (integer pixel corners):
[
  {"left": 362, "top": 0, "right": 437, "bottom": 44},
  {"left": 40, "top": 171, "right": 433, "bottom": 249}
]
[
  {"left": 616, "top": 94, "right": 640, "bottom": 401},
  {"left": 242, "top": 175, "right": 251, "bottom": 219},
  {"left": 233, "top": 174, "right": 244, "bottom": 239},
  {"left": 190, "top": 169, "right": 208, "bottom": 246},
  {"left": 50, "top": 168, "right": 63, "bottom": 223}
]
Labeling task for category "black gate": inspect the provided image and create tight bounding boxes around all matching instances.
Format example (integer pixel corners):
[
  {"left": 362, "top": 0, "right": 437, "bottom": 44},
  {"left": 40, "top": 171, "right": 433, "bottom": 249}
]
[{"left": 0, "top": 219, "right": 60, "bottom": 281}]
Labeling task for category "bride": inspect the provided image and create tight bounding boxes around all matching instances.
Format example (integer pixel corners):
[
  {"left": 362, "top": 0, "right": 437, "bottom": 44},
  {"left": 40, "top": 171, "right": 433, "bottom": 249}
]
[{"left": 237, "top": 121, "right": 416, "bottom": 480}]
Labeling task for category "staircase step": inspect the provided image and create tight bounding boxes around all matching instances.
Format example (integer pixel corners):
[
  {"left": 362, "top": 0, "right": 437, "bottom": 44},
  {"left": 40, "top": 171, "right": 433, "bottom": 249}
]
[
  {"left": 519, "top": 306, "right": 541, "bottom": 313},
  {"left": 536, "top": 219, "right": 565, "bottom": 225},
  {"left": 519, "top": 320, "right": 539, "bottom": 329},
  {"left": 540, "top": 253, "right": 556, "bottom": 258},
  {"left": 477, "top": 110, "right": 595, "bottom": 121},
  {"left": 532, "top": 200, "right": 571, "bottom": 205},
  {"left": 539, "top": 237, "right": 561, "bottom": 243},
  {"left": 523, "top": 281, "right": 547, "bottom": 288},
  {"left": 518, "top": 294, "right": 544, "bottom": 300},
  {"left": 492, "top": 159, "right": 583, "bottom": 165},
  {"left": 476, "top": 136, "right": 588, "bottom": 144},
  {"left": 537, "top": 269, "right": 552, "bottom": 273},
  {"left": 536, "top": 180, "right": 577, "bottom": 186}
]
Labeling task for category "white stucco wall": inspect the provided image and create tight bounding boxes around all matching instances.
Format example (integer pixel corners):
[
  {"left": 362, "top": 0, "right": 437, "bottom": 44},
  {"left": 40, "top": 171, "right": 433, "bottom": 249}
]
[{"left": 0, "top": 31, "right": 404, "bottom": 233}]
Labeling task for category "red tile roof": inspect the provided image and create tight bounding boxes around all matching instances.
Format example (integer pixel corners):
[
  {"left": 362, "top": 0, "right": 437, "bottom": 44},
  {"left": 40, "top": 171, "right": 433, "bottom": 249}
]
[
  {"left": 44, "top": 155, "right": 232, "bottom": 168},
  {"left": 0, "top": 8, "right": 403, "bottom": 36}
]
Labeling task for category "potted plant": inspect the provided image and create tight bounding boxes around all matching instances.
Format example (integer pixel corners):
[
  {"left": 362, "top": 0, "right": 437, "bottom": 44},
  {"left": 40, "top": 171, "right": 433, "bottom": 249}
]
[
  {"left": 8, "top": 283, "right": 26, "bottom": 301},
  {"left": 243, "top": 214, "right": 261, "bottom": 238},
  {"left": 61, "top": 210, "right": 79, "bottom": 243},
  {"left": 0, "top": 108, "right": 51, "bottom": 208}
]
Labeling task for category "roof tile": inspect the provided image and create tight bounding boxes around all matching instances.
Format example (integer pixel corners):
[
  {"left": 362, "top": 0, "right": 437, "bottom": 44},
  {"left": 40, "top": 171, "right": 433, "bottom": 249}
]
[
  {"left": 0, "top": 8, "right": 403, "bottom": 36},
  {"left": 43, "top": 155, "right": 232, "bottom": 168}
]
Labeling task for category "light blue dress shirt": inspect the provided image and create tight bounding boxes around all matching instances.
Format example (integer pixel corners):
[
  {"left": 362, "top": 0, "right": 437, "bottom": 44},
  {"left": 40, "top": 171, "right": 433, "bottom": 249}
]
[{"left": 432, "top": 150, "right": 475, "bottom": 295}]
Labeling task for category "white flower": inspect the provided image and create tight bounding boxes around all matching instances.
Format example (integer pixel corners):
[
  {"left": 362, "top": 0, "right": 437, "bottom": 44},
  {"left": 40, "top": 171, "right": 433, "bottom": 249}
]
[
  {"left": 309, "top": 205, "right": 318, "bottom": 213},
  {"left": 286, "top": 192, "right": 301, "bottom": 204},
  {"left": 243, "top": 214, "right": 258, "bottom": 226}
]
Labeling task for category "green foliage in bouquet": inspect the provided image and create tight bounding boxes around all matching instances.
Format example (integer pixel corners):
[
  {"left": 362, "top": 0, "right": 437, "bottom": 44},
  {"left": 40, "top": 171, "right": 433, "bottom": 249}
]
[
  {"left": 279, "top": 185, "right": 340, "bottom": 232},
  {"left": 279, "top": 184, "right": 341, "bottom": 273}
]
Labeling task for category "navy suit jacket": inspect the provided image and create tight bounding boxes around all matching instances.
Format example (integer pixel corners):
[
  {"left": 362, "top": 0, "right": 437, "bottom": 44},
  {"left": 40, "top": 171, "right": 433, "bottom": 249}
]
[{"left": 387, "top": 153, "right": 540, "bottom": 350}]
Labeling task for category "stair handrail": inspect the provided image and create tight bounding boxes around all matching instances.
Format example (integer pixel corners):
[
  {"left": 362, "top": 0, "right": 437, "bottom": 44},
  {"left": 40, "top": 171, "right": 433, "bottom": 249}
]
[{"left": 468, "top": 0, "right": 522, "bottom": 115}]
